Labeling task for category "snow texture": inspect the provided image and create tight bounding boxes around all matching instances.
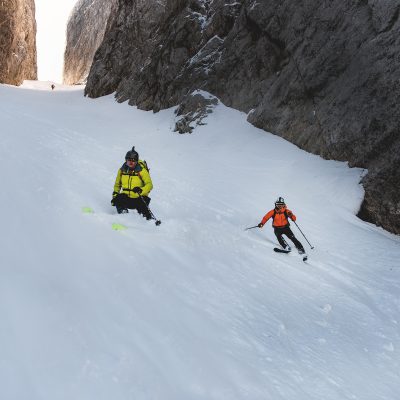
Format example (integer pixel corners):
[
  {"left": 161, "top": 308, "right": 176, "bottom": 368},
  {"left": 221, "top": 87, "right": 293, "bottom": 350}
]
[{"left": 0, "top": 80, "right": 399, "bottom": 400}]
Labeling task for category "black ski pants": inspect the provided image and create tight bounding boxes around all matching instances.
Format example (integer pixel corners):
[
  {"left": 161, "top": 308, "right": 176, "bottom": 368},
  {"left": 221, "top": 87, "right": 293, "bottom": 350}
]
[
  {"left": 112, "top": 193, "right": 152, "bottom": 219},
  {"left": 274, "top": 225, "right": 304, "bottom": 251}
]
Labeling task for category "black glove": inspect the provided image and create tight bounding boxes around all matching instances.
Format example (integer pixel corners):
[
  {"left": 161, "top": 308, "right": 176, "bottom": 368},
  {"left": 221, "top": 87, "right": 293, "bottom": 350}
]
[
  {"left": 132, "top": 187, "right": 142, "bottom": 194},
  {"left": 111, "top": 192, "right": 118, "bottom": 205},
  {"left": 258, "top": 223, "right": 264, "bottom": 228}
]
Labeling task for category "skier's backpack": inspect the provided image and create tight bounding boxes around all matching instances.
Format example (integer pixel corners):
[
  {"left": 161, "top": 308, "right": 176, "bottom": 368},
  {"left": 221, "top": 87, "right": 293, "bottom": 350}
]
[
  {"left": 273, "top": 209, "right": 290, "bottom": 226},
  {"left": 139, "top": 160, "right": 149, "bottom": 172},
  {"left": 136, "top": 160, "right": 150, "bottom": 186}
]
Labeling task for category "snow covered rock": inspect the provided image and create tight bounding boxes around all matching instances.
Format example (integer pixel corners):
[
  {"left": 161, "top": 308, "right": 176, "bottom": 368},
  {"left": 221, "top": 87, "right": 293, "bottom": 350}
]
[
  {"left": 174, "top": 91, "right": 218, "bottom": 133},
  {"left": 63, "top": 0, "right": 118, "bottom": 85},
  {"left": 0, "top": 0, "right": 37, "bottom": 85},
  {"left": 85, "top": 0, "right": 238, "bottom": 110}
]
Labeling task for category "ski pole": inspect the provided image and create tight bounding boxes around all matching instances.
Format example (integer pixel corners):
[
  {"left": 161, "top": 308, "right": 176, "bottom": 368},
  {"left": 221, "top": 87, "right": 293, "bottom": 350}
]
[
  {"left": 293, "top": 220, "right": 314, "bottom": 249},
  {"left": 245, "top": 225, "right": 259, "bottom": 231},
  {"left": 138, "top": 195, "right": 161, "bottom": 226}
]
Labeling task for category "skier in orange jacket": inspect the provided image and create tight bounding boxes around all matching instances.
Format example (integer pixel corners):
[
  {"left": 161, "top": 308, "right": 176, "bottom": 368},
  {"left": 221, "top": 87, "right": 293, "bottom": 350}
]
[{"left": 258, "top": 197, "right": 305, "bottom": 254}]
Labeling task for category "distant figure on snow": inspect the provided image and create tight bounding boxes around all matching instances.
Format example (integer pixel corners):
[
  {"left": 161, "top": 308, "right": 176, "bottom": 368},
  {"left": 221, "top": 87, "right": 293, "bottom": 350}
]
[
  {"left": 51, "top": 84, "right": 55, "bottom": 90},
  {"left": 111, "top": 147, "right": 153, "bottom": 219},
  {"left": 258, "top": 197, "right": 305, "bottom": 254}
]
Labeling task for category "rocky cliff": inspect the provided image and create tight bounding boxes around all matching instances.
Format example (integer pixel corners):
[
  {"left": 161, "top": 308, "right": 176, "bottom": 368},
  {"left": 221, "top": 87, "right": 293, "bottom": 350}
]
[
  {"left": 0, "top": 0, "right": 37, "bottom": 85},
  {"left": 85, "top": 0, "right": 167, "bottom": 97},
  {"left": 84, "top": 0, "right": 400, "bottom": 234},
  {"left": 63, "top": 0, "right": 118, "bottom": 85}
]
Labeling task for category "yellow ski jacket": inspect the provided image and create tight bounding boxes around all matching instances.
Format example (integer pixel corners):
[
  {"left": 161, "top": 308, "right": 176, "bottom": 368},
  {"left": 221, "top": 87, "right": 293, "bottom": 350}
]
[{"left": 113, "top": 161, "right": 153, "bottom": 198}]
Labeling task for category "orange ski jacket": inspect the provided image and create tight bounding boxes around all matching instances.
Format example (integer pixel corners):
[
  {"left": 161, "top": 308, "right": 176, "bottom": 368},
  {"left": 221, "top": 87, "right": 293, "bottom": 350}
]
[{"left": 260, "top": 206, "right": 296, "bottom": 228}]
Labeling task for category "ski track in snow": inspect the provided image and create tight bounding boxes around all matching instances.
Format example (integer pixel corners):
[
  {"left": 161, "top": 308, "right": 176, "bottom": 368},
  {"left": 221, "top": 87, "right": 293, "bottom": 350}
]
[{"left": 0, "top": 81, "right": 399, "bottom": 400}]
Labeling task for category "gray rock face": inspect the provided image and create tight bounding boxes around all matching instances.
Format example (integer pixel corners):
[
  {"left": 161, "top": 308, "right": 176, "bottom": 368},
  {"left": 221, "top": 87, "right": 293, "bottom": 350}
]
[
  {"left": 85, "top": 0, "right": 167, "bottom": 100},
  {"left": 0, "top": 0, "right": 37, "bottom": 85},
  {"left": 63, "top": 0, "right": 118, "bottom": 85},
  {"left": 242, "top": 1, "right": 400, "bottom": 235},
  {"left": 85, "top": 0, "right": 400, "bottom": 234},
  {"left": 174, "top": 91, "right": 218, "bottom": 133}
]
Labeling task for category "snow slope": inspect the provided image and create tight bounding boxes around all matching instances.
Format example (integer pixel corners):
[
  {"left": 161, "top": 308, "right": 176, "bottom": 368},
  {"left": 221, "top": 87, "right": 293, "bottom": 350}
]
[{"left": 0, "top": 81, "right": 399, "bottom": 400}]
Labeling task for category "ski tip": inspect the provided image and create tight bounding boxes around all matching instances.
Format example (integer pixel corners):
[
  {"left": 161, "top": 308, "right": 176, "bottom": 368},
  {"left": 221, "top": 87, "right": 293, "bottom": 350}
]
[
  {"left": 303, "top": 256, "right": 308, "bottom": 262},
  {"left": 155, "top": 220, "right": 161, "bottom": 226},
  {"left": 112, "top": 223, "right": 127, "bottom": 231}
]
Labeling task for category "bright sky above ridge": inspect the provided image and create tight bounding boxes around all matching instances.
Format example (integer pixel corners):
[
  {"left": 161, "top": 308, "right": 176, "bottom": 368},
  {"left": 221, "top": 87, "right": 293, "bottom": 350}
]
[{"left": 35, "top": 0, "right": 79, "bottom": 82}]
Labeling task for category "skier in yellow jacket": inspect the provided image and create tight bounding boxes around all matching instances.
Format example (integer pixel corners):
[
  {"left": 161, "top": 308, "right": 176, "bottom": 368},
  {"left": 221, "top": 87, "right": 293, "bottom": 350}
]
[{"left": 111, "top": 147, "right": 153, "bottom": 218}]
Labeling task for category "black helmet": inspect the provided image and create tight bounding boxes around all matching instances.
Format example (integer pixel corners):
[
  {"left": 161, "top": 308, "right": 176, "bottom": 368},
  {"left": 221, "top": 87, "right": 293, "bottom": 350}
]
[
  {"left": 125, "top": 146, "right": 139, "bottom": 161},
  {"left": 275, "top": 196, "right": 285, "bottom": 207}
]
